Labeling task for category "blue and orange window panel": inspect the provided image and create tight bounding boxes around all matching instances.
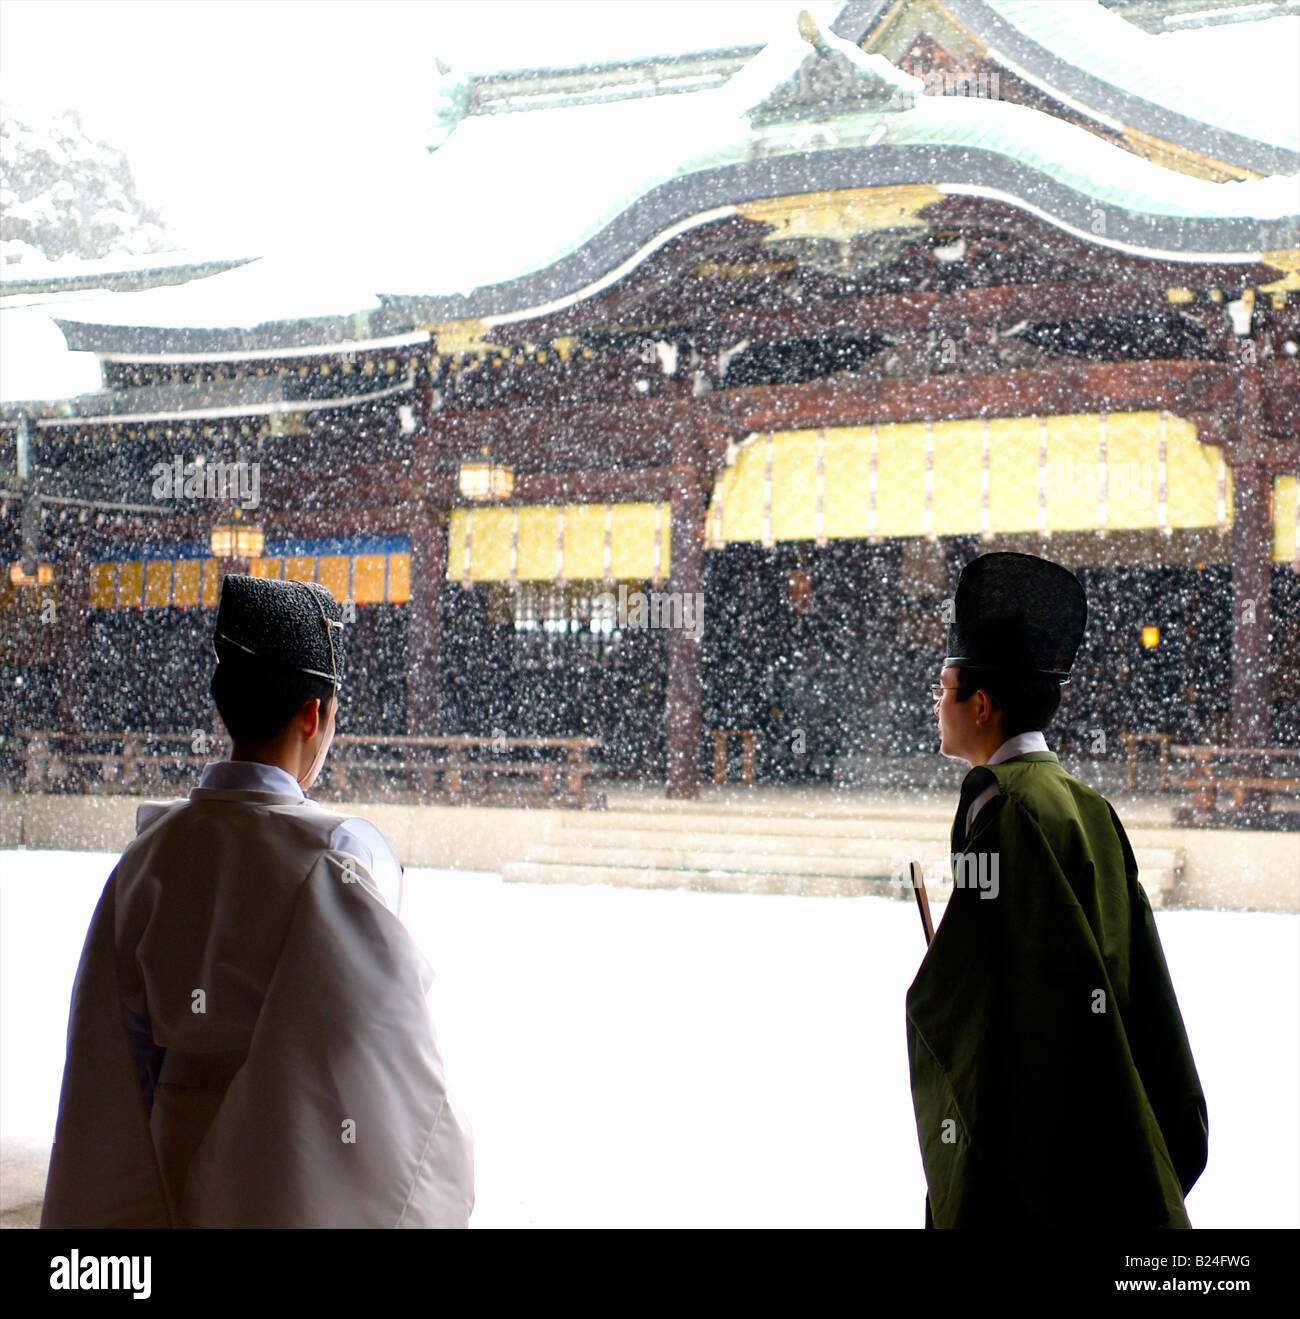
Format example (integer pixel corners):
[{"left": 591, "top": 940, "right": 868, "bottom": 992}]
[{"left": 88, "top": 536, "right": 412, "bottom": 608}]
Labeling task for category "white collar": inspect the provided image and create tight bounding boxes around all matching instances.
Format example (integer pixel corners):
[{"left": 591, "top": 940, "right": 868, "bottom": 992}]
[
  {"left": 987, "top": 730, "right": 1049, "bottom": 765},
  {"left": 199, "top": 760, "right": 306, "bottom": 799}
]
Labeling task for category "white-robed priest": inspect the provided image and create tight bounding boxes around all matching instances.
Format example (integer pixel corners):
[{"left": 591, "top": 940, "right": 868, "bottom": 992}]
[{"left": 41, "top": 573, "right": 474, "bottom": 1228}]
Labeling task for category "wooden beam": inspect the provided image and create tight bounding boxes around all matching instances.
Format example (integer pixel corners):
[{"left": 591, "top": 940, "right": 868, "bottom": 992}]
[
  {"left": 68, "top": 508, "right": 418, "bottom": 546},
  {"left": 507, "top": 469, "right": 675, "bottom": 504},
  {"left": 273, "top": 461, "right": 437, "bottom": 511},
  {"left": 71, "top": 358, "right": 1290, "bottom": 527},
  {"left": 425, "top": 395, "right": 724, "bottom": 469},
  {"left": 702, "top": 360, "right": 1240, "bottom": 432},
  {"left": 303, "top": 468, "right": 679, "bottom": 510},
  {"left": 190, "top": 360, "right": 1299, "bottom": 517},
  {"left": 679, "top": 281, "right": 1174, "bottom": 343}
]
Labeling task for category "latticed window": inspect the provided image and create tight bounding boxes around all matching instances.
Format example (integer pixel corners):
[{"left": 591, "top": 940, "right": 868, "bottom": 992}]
[{"left": 497, "top": 582, "right": 624, "bottom": 666}]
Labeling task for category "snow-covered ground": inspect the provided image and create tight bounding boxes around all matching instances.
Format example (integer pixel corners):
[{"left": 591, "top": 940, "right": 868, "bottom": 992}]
[{"left": 1, "top": 849, "right": 1296, "bottom": 1228}]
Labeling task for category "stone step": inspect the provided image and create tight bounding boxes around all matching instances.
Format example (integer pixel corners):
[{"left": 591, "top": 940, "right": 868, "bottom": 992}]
[
  {"left": 522, "top": 842, "right": 924, "bottom": 879},
  {"left": 538, "top": 824, "right": 1181, "bottom": 873},
  {"left": 504, "top": 858, "right": 1179, "bottom": 905},
  {"left": 505, "top": 839, "right": 1183, "bottom": 903},
  {"left": 563, "top": 809, "right": 1184, "bottom": 862},
  {"left": 551, "top": 817, "right": 949, "bottom": 849},
  {"left": 930, "top": 873, "right": 1174, "bottom": 903},
  {"left": 1135, "top": 846, "right": 1183, "bottom": 876},
  {"left": 556, "top": 809, "right": 955, "bottom": 840},
  {"left": 500, "top": 860, "right": 904, "bottom": 898}
]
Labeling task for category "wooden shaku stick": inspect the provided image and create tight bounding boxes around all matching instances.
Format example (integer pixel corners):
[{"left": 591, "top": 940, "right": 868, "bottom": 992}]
[{"left": 909, "top": 860, "right": 934, "bottom": 946}]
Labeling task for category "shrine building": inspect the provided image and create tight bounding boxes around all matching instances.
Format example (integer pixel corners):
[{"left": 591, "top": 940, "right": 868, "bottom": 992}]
[{"left": 2, "top": 0, "right": 1297, "bottom": 800}]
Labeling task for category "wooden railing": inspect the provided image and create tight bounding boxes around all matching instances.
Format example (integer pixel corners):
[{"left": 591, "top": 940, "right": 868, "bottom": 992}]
[
  {"left": 1121, "top": 731, "right": 1172, "bottom": 791},
  {"left": 14, "top": 729, "right": 604, "bottom": 809},
  {"left": 324, "top": 733, "right": 602, "bottom": 808},
  {"left": 19, "top": 731, "right": 209, "bottom": 796},
  {"left": 1170, "top": 745, "right": 1300, "bottom": 829},
  {"left": 711, "top": 728, "right": 758, "bottom": 785}
]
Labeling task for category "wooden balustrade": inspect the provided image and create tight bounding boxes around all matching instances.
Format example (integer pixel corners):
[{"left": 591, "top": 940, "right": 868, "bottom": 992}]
[
  {"left": 1170, "top": 745, "right": 1300, "bottom": 829},
  {"left": 14, "top": 729, "right": 604, "bottom": 809}
]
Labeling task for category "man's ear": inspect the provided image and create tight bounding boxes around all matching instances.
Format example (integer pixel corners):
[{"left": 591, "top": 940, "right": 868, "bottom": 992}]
[
  {"left": 975, "top": 688, "right": 997, "bottom": 725},
  {"left": 300, "top": 696, "right": 321, "bottom": 740}
]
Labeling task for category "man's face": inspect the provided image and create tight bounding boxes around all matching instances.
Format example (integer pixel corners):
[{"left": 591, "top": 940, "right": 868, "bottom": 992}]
[
  {"left": 934, "top": 664, "right": 969, "bottom": 760},
  {"left": 935, "top": 665, "right": 1004, "bottom": 765}
]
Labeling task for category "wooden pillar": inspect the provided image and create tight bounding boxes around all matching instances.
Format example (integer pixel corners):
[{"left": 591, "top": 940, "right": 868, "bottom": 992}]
[
  {"left": 1229, "top": 356, "right": 1273, "bottom": 750},
  {"left": 665, "top": 464, "right": 704, "bottom": 799},
  {"left": 406, "top": 502, "right": 446, "bottom": 735},
  {"left": 53, "top": 528, "right": 90, "bottom": 734},
  {"left": 1229, "top": 462, "right": 1273, "bottom": 748}
]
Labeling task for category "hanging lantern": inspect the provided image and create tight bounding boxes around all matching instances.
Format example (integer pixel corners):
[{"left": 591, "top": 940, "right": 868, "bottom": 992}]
[
  {"left": 9, "top": 561, "right": 54, "bottom": 586},
  {"left": 209, "top": 508, "right": 265, "bottom": 559},
  {"left": 458, "top": 446, "right": 514, "bottom": 501}
]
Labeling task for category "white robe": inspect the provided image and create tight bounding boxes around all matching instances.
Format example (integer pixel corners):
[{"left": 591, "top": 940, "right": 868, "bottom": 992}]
[
  {"left": 41, "top": 779, "right": 474, "bottom": 1228},
  {"left": 181, "top": 759, "right": 405, "bottom": 913}
]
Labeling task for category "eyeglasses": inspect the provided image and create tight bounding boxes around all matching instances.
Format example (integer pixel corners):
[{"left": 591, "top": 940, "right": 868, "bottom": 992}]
[{"left": 930, "top": 683, "right": 963, "bottom": 702}]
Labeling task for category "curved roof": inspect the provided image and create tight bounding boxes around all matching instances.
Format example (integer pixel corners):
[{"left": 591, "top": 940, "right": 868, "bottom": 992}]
[
  {"left": 45, "top": 13, "right": 1300, "bottom": 357},
  {"left": 835, "top": 0, "right": 1300, "bottom": 175},
  {"left": 982, "top": 0, "right": 1299, "bottom": 156}
]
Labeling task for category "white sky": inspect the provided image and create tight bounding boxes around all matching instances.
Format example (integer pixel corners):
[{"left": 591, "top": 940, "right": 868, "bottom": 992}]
[{"left": 0, "top": 0, "right": 834, "bottom": 254}]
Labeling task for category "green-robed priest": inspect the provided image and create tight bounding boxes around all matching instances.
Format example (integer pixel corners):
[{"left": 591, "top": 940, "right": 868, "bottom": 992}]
[{"left": 907, "top": 551, "right": 1207, "bottom": 1229}]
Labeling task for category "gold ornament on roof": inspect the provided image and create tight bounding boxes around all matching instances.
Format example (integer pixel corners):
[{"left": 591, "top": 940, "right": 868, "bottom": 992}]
[
  {"left": 1259, "top": 250, "right": 1300, "bottom": 307},
  {"left": 738, "top": 185, "right": 941, "bottom": 244},
  {"left": 422, "top": 319, "right": 509, "bottom": 360}
]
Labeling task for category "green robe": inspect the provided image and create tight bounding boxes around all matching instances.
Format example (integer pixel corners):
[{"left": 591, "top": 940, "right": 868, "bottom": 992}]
[{"left": 906, "top": 751, "right": 1208, "bottom": 1228}]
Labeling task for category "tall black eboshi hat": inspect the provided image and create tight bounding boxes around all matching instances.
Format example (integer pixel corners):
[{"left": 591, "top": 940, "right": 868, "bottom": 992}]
[
  {"left": 212, "top": 573, "right": 346, "bottom": 688},
  {"left": 944, "top": 552, "right": 1087, "bottom": 683}
]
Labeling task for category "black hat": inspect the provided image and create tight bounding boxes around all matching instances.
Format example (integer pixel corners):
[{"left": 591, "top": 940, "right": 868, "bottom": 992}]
[
  {"left": 212, "top": 573, "right": 345, "bottom": 687},
  {"left": 944, "top": 552, "right": 1086, "bottom": 683}
]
